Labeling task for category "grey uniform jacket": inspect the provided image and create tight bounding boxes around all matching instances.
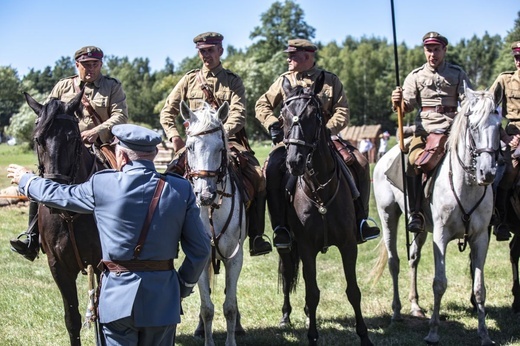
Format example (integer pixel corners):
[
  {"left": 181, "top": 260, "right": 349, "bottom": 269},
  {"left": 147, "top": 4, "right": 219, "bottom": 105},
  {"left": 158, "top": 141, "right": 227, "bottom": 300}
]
[{"left": 18, "top": 160, "right": 210, "bottom": 327}]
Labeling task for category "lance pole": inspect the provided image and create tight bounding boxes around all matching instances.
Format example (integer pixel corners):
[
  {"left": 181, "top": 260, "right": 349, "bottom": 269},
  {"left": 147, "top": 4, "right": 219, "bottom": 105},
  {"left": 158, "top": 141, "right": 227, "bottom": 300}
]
[{"left": 390, "top": 0, "right": 411, "bottom": 261}]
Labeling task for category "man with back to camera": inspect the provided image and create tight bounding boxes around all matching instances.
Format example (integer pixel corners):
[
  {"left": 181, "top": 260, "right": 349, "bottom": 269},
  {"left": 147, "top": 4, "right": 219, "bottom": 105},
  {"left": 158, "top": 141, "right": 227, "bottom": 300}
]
[{"left": 7, "top": 124, "right": 210, "bottom": 345}]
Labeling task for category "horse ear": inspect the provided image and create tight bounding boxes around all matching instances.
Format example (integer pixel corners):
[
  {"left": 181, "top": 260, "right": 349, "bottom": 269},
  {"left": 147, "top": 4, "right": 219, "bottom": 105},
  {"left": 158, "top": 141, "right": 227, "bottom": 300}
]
[
  {"left": 217, "top": 102, "right": 229, "bottom": 122},
  {"left": 463, "top": 80, "right": 476, "bottom": 105},
  {"left": 313, "top": 71, "right": 325, "bottom": 95},
  {"left": 282, "top": 77, "right": 292, "bottom": 96},
  {"left": 66, "top": 89, "right": 84, "bottom": 116},
  {"left": 180, "top": 101, "right": 192, "bottom": 121},
  {"left": 23, "top": 92, "right": 43, "bottom": 115}
]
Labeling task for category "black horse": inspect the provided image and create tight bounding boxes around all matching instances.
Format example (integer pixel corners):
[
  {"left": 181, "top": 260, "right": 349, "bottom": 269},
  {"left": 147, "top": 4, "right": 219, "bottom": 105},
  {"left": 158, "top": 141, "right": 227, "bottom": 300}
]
[
  {"left": 503, "top": 185, "right": 520, "bottom": 313},
  {"left": 25, "top": 91, "right": 103, "bottom": 345},
  {"left": 273, "top": 76, "right": 373, "bottom": 345}
]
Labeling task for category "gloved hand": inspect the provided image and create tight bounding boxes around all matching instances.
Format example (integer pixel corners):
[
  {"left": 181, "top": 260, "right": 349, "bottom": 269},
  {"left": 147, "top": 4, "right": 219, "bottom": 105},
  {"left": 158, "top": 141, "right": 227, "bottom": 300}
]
[{"left": 269, "top": 122, "right": 284, "bottom": 145}]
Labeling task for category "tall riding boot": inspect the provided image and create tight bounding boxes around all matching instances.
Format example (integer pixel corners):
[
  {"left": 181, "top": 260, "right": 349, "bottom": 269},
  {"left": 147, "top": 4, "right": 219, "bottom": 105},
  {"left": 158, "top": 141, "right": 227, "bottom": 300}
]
[
  {"left": 406, "top": 174, "right": 425, "bottom": 233},
  {"left": 248, "top": 190, "right": 272, "bottom": 256},
  {"left": 355, "top": 197, "right": 380, "bottom": 244},
  {"left": 265, "top": 148, "right": 292, "bottom": 252},
  {"left": 494, "top": 187, "right": 511, "bottom": 241},
  {"left": 10, "top": 201, "right": 39, "bottom": 261}
]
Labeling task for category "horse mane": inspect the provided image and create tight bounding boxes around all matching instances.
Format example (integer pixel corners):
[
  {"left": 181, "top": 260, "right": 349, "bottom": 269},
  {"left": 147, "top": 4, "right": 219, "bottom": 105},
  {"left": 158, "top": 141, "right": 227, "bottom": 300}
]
[
  {"left": 448, "top": 90, "right": 496, "bottom": 153},
  {"left": 187, "top": 103, "right": 229, "bottom": 148}
]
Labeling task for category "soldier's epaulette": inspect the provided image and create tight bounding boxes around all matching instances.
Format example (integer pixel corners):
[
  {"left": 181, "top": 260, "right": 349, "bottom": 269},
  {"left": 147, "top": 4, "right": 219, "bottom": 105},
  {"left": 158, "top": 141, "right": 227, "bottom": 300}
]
[
  {"left": 280, "top": 70, "right": 293, "bottom": 77},
  {"left": 93, "top": 169, "right": 118, "bottom": 176},
  {"left": 224, "top": 69, "right": 240, "bottom": 78},
  {"left": 499, "top": 70, "right": 515, "bottom": 76},
  {"left": 185, "top": 69, "right": 201, "bottom": 76},
  {"left": 58, "top": 75, "right": 79, "bottom": 82},
  {"left": 163, "top": 172, "right": 186, "bottom": 180},
  {"left": 104, "top": 75, "right": 122, "bottom": 84},
  {"left": 410, "top": 65, "right": 425, "bottom": 74},
  {"left": 446, "top": 63, "right": 463, "bottom": 72}
]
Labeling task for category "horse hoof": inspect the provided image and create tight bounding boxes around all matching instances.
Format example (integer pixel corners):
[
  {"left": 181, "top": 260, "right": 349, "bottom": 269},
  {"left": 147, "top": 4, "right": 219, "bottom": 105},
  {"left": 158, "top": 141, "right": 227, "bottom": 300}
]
[
  {"left": 424, "top": 335, "right": 439, "bottom": 345},
  {"left": 411, "top": 309, "right": 427, "bottom": 319}
]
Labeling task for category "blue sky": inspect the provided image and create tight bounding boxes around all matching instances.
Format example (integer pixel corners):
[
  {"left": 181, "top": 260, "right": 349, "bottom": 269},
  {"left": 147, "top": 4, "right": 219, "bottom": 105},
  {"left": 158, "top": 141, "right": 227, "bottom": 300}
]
[{"left": 1, "top": 0, "right": 518, "bottom": 77}]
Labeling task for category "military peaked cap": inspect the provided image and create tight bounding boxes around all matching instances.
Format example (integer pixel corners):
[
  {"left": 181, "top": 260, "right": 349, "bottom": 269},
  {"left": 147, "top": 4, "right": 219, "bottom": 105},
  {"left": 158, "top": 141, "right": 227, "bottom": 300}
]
[
  {"left": 112, "top": 124, "right": 161, "bottom": 152},
  {"left": 74, "top": 46, "right": 104, "bottom": 62},
  {"left": 283, "top": 39, "right": 318, "bottom": 53},
  {"left": 422, "top": 32, "right": 448, "bottom": 46},
  {"left": 193, "top": 32, "right": 224, "bottom": 49},
  {"left": 511, "top": 41, "right": 520, "bottom": 56}
]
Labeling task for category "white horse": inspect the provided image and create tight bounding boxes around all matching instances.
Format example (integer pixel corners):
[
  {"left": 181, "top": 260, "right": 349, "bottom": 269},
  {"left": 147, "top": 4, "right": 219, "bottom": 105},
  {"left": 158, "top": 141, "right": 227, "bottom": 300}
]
[
  {"left": 180, "top": 101, "right": 247, "bottom": 346},
  {"left": 372, "top": 86, "right": 500, "bottom": 345}
]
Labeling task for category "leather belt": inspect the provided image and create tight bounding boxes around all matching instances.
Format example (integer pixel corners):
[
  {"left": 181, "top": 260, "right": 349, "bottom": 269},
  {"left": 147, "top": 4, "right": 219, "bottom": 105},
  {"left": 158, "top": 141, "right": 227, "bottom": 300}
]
[
  {"left": 421, "top": 105, "right": 457, "bottom": 114},
  {"left": 98, "top": 259, "right": 174, "bottom": 273}
]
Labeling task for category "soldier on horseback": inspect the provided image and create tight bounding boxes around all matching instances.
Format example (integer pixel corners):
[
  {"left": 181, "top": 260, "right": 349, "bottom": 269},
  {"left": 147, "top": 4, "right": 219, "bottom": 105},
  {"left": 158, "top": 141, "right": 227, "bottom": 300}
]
[
  {"left": 391, "top": 32, "right": 471, "bottom": 233},
  {"left": 160, "top": 32, "right": 272, "bottom": 256},
  {"left": 488, "top": 41, "right": 520, "bottom": 241},
  {"left": 255, "top": 38, "right": 380, "bottom": 250},
  {"left": 10, "top": 46, "right": 128, "bottom": 261}
]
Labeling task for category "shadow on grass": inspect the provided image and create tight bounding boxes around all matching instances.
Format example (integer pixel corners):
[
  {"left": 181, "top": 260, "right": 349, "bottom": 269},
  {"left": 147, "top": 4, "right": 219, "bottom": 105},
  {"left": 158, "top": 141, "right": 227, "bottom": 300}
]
[{"left": 175, "top": 304, "right": 520, "bottom": 346}]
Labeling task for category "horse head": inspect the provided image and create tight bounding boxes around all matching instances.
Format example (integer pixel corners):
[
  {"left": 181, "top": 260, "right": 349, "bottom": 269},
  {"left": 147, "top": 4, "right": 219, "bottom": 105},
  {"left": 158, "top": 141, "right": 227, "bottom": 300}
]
[
  {"left": 181, "top": 100, "right": 229, "bottom": 206},
  {"left": 281, "top": 74, "right": 325, "bottom": 176},
  {"left": 450, "top": 83, "right": 501, "bottom": 185},
  {"left": 25, "top": 91, "right": 84, "bottom": 184}
]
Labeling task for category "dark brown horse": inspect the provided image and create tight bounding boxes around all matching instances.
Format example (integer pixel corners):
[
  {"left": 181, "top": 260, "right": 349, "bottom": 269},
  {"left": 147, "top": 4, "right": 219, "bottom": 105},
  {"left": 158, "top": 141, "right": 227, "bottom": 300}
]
[
  {"left": 274, "top": 76, "right": 372, "bottom": 345},
  {"left": 504, "top": 185, "right": 520, "bottom": 313},
  {"left": 25, "top": 91, "right": 102, "bottom": 345}
]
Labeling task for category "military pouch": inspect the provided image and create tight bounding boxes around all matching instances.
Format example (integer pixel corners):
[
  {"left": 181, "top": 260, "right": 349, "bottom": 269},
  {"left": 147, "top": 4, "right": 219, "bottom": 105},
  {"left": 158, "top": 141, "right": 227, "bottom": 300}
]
[
  {"left": 331, "top": 137, "right": 355, "bottom": 165},
  {"left": 415, "top": 133, "right": 448, "bottom": 174}
]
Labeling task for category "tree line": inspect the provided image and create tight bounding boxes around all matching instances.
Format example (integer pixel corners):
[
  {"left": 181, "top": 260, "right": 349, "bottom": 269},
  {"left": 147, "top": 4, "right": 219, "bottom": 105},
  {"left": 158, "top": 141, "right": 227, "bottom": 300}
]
[{"left": 1, "top": 1, "right": 520, "bottom": 144}]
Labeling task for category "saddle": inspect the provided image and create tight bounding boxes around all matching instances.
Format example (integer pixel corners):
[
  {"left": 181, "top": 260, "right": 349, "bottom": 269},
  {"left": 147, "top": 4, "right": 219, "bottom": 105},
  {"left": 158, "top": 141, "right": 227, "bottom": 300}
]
[{"left": 165, "top": 145, "right": 257, "bottom": 209}]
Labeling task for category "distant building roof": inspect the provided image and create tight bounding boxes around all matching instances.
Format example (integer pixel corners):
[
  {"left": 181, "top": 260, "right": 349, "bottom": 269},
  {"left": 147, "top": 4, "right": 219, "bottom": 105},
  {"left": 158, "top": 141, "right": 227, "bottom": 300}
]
[{"left": 339, "top": 124, "right": 382, "bottom": 143}]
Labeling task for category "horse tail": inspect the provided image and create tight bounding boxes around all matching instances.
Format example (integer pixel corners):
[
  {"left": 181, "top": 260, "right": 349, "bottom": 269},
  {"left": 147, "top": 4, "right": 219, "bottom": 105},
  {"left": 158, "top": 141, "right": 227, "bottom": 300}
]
[
  {"left": 369, "top": 237, "right": 388, "bottom": 286},
  {"left": 278, "top": 246, "right": 300, "bottom": 293}
]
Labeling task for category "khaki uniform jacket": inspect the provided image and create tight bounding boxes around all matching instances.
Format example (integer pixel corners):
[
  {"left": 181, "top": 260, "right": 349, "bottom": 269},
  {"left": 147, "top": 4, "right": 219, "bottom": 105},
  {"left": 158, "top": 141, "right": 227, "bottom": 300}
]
[
  {"left": 255, "top": 65, "right": 349, "bottom": 136},
  {"left": 490, "top": 70, "right": 520, "bottom": 135},
  {"left": 160, "top": 64, "right": 246, "bottom": 141},
  {"left": 402, "top": 61, "right": 470, "bottom": 135},
  {"left": 47, "top": 75, "right": 128, "bottom": 143}
]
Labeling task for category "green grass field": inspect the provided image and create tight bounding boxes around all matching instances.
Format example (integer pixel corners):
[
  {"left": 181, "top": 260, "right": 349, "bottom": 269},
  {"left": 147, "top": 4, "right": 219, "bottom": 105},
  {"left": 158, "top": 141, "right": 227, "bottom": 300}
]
[{"left": 0, "top": 142, "right": 519, "bottom": 345}]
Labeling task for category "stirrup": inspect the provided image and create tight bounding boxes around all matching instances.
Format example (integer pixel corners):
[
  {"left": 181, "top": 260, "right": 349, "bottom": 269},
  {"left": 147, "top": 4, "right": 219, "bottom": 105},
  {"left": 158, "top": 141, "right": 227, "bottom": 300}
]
[
  {"left": 359, "top": 217, "right": 380, "bottom": 243},
  {"left": 407, "top": 212, "right": 425, "bottom": 233},
  {"left": 273, "top": 226, "right": 292, "bottom": 253},
  {"left": 250, "top": 235, "right": 272, "bottom": 256}
]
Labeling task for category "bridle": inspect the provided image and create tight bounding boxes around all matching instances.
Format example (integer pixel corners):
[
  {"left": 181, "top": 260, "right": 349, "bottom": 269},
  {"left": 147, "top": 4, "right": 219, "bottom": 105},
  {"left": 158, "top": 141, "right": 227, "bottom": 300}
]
[
  {"left": 34, "top": 112, "right": 88, "bottom": 274},
  {"left": 35, "top": 113, "right": 83, "bottom": 184},
  {"left": 283, "top": 92, "right": 324, "bottom": 174},
  {"left": 454, "top": 107, "right": 500, "bottom": 182},
  {"left": 185, "top": 123, "right": 242, "bottom": 272},
  {"left": 449, "top": 103, "right": 500, "bottom": 252},
  {"left": 185, "top": 125, "right": 228, "bottom": 183}
]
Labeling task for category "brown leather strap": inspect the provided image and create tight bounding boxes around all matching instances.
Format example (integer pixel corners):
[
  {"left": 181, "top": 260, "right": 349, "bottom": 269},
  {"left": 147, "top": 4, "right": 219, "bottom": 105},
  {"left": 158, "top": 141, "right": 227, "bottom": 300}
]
[
  {"left": 421, "top": 105, "right": 457, "bottom": 114},
  {"left": 133, "top": 176, "right": 166, "bottom": 259},
  {"left": 73, "top": 78, "right": 104, "bottom": 126},
  {"left": 196, "top": 70, "right": 220, "bottom": 109},
  {"left": 196, "top": 71, "right": 252, "bottom": 151},
  {"left": 98, "top": 259, "right": 173, "bottom": 273}
]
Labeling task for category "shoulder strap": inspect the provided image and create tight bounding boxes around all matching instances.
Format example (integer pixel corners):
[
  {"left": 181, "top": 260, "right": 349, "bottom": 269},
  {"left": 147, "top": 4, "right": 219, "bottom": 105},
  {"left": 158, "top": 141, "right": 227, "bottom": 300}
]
[
  {"left": 133, "top": 175, "right": 166, "bottom": 259},
  {"left": 196, "top": 70, "right": 220, "bottom": 109},
  {"left": 73, "top": 78, "right": 104, "bottom": 126}
]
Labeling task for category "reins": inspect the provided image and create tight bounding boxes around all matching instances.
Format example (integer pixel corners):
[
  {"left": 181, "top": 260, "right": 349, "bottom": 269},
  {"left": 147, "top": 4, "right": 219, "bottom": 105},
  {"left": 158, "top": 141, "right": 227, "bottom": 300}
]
[
  {"left": 283, "top": 87, "right": 342, "bottom": 252},
  {"left": 185, "top": 122, "right": 243, "bottom": 274},
  {"left": 448, "top": 106, "right": 498, "bottom": 252},
  {"left": 35, "top": 112, "right": 90, "bottom": 274}
]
